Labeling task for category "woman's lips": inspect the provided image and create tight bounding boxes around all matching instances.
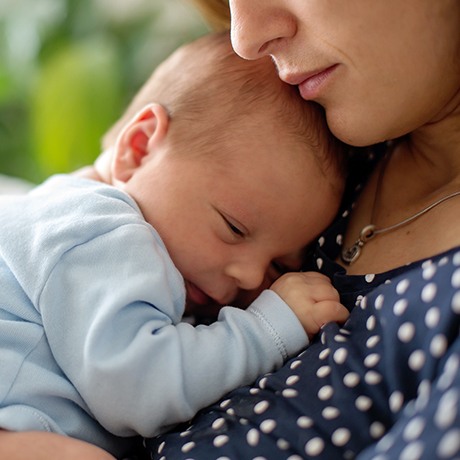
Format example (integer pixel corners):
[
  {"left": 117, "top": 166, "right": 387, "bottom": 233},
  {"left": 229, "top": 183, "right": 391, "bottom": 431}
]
[{"left": 283, "top": 64, "right": 339, "bottom": 100}]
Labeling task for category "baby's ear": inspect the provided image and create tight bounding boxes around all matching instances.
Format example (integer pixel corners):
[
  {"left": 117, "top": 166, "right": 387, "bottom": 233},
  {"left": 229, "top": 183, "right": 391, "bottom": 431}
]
[{"left": 112, "top": 103, "right": 169, "bottom": 183}]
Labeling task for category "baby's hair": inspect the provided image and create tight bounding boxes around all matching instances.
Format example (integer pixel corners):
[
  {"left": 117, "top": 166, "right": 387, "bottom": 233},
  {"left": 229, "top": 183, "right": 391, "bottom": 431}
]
[{"left": 102, "top": 32, "right": 347, "bottom": 189}]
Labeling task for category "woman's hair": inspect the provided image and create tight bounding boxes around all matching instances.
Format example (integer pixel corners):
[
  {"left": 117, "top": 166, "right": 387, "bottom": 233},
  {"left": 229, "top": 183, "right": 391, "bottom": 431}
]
[
  {"left": 188, "top": 0, "right": 231, "bottom": 30},
  {"left": 102, "top": 32, "right": 347, "bottom": 185}
]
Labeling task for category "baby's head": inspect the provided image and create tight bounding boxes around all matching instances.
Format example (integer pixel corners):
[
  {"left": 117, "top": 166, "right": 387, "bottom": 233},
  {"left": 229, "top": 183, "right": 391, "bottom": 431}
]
[{"left": 105, "top": 32, "right": 347, "bottom": 312}]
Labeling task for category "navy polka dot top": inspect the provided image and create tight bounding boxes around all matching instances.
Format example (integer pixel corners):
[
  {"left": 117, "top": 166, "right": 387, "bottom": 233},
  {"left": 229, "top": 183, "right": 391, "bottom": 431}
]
[{"left": 146, "top": 148, "right": 460, "bottom": 459}]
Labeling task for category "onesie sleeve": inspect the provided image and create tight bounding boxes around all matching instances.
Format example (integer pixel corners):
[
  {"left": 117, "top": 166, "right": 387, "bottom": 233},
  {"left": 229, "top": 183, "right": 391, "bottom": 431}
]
[{"left": 39, "top": 215, "right": 308, "bottom": 437}]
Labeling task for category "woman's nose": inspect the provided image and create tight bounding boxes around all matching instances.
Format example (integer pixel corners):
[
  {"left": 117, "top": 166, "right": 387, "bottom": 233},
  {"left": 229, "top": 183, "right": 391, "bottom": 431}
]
[{"left": 229, "top": 0, "right": 296, "bottom": 60}]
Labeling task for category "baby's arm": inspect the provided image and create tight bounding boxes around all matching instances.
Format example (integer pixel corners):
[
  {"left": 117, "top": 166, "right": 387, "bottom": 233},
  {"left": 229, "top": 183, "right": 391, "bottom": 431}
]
[
  {"left": 270, "top": 272, "right": 349, "bottom": 340},
  {"left": 0, "top": 430, "right": 115, "bottom": 460}
]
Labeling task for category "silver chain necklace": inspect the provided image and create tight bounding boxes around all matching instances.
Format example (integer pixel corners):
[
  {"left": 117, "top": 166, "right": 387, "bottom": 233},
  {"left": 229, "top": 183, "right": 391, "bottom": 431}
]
[{"left": 341, "top": 154, "right": 460, "bottom": 265}]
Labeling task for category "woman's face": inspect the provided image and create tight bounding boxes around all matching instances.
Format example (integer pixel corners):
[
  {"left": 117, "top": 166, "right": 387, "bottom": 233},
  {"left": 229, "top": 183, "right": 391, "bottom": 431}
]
[{"left": 228, "top": 0, "right": 460, "bottom": 146}]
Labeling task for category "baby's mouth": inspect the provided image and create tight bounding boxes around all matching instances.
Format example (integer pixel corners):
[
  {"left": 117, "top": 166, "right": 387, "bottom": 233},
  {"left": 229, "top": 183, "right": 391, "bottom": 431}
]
[{"left": 185, "top": 281, "right": 217, "bottom": 307}]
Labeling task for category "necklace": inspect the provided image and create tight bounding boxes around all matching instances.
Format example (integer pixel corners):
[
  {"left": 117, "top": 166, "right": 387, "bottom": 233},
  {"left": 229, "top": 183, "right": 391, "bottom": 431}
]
[{"left": 341, "top": 153, "right": 460, "bottom": 265}]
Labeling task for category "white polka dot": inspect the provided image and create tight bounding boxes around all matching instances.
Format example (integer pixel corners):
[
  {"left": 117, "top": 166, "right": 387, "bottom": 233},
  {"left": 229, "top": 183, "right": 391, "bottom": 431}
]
[
  {"left": 259, "top": 377, "right": 267, "bottom": 389},
  {"left": 374, "top": 294, "right": 384, "bottom": 310},
  {"left": 366, "top": 335, "right": 380, "bottom": 348},
  {"left": 454, "top": 251, "right": 460, "bottom": 266},
  {"left": 343, "top": 372, "right": 360, "bottom": 388},
  {"left": 389, "top": 391, "right": 404, "bottom": 413},
  {"left": 438, "top": 355, "right": 460, "bottom": 391},
  {"left": 365, "top": 370, "right": 382, "bottom": 385},
  {"left": 332, "top": 428, "right": 351, "bottom": 447},
  {"left": 430, "top": 334, "right": 448, "bottom": 358},
  {"left": 318, "top": 385, "right": 334, "bottom": 400},
  {"left": 316, "top": 258, "right": 323, "bottom": 270},
  {"left": 408, "top": 350, "right": 426, "bottom": 371},
  {"left": 179, "top": 430, "right": 191, "bottom": 437},
  {"left": 277, "top": 439, "right": 290, "bottom": 450},
  {"left": 282, "top": 389, "right": 298, "bottom": 398},
  {"left": 422, "top": 260, "right": 433, "bottom": 270},
  {"left": 439, "top": 256, "right": 449, "bottom": 266},
  {"left": 305, "top": 437, "right": 325, "bottom": 456},
  {"left": 181, "top": 441, "right": 195, "bottom": 453},
  {"left": 393, "top": 299, "right": 408, "bottom": 316},
  {"left": 425, "top": 307, "right": 441, "bottom": 328},
  {"left": 322, "top": 406, "right": 340, "bottom": 420},
  {"left": 397, "top": 322, "right": 415, "bottom": 342},
  {"left": 333, "top": 348, "right": 348, "bottom": 364},
  {"left": 421, "top": 283, "right": 437, "bottom": 303},
  {"left": 364, "top": 353, "right": 380, "bottom": 368},
  {"left": 317, "top": 365, "right": 331, "bottom": 378},
  {"left": 396, "top": 278, "right": 410, "bottom": 295},
  {"left": 356, "top": 295, "right": 364, "bottom": 308},
  {"left": 212, "top": 418, "right": 226, "bottom": 430},
  {"left": 370, "top": 421, "right": 386, "bottom": 439},
  {"left": 297, "top": 416, "right": 313, "bottom": 428},
  {"left": 157, "top": 441, "right": 165, "bottom": 454},
  {"left": 452, "top": 268, "right": 460, "bottom": 288},
  {"left": 287, "top": 456, "right": 302, "bottom": 460},
  {"left": 319, "top": 349, "right": 331, "bottom": 360},
  {"left": 342, "top": 210, "right": 349, "bottom": 218},
  {"left": 334, "top": 334, "right": 348, "bottom": 343},
  {"left": 254, "top": 400, "right": 269, "bottom": 415},
  {"left": 423, "top": 264, "right": 437, "bottom": 280},
  {"left": 318, "top": 236, "right": 325, "bottom": 247},
  {"left": 286, "top": 375, "right": 300, "bottom": 386},
  {"left": 250, "top": 388, "right": 260, "bottom": 395},
  {"left": 376, "top": 432, "right": 395, "bottom": 452},
  {"left": 214, "top": 435, "right": 229, "bottom": 448},
  {"left": 400, "top": 441, "right": 423, "bottom": 460},
  {"left": 415, "top": 380, "right": 431, "bottom": 411},
  {"left": 437, "top": 428, "right": 460, "bottom": 458},
  {"left": 435, "top": 389, "right": 458, "bottom": 429},
  {"left": 220, "top": 399, "right": 231, "bottom": 408},
  {"left": 336, "top": 234, "right": 343, "bottom": 245},
  {"left": 356, "top": 395, "right": 373, "bottom": 411},
  {"left": 366, "top": 315, "right": 377, "bottom": 331},
  {"left": 365, "top": 274, "right": 375, "bottom": 283},
  {"left": 246, "top": 429, "right": 259, "bottom": 446},
  {"left": 260, "top": 419, "right": 276, "bottom": 433},
  {"left": 452, "top": 291, "right": 460, "bottom": 314},
  {"left": 226, "top": 408, "right": 235, "bottom": 415},
  {"left": 403, "top": 416, "right": 425, "bottom": 441},
  {"left": 290, "top": 360, "right": 302, "bottom": 369}
]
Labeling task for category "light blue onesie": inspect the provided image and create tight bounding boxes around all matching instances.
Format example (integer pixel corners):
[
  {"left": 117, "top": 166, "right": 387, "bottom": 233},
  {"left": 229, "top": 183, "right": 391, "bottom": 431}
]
[{"left": 0, "top": 175, "right": 307, "bottom": 457}]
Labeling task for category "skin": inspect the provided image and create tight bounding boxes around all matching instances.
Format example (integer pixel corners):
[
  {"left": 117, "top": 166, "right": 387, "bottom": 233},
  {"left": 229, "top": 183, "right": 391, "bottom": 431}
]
[{"left": 227, "top": 0, "right": 460, "bottom": 275}]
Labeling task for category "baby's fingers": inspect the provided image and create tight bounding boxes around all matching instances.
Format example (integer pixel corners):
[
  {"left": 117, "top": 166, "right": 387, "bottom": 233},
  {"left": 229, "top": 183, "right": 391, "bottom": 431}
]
[{"left": 314, "top": 300, "right": 350, "bottom": 327}]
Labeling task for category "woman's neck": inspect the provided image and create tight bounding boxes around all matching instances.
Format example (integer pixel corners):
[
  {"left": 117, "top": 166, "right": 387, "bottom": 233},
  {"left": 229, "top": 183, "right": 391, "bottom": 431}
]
[{"left": 402, "top": 95, "right": 460, "bottom": 189}]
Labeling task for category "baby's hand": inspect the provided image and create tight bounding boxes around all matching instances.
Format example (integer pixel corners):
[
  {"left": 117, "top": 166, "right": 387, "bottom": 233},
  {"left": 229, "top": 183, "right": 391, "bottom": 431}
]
[{"left": 270, "top": 272, "right": 349, "bottom": 340}]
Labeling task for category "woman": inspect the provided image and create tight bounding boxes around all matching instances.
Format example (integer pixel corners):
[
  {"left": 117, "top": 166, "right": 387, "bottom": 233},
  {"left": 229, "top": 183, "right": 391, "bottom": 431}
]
[{"left": 145, "top": 0, "right": 460, "bottom": 458}]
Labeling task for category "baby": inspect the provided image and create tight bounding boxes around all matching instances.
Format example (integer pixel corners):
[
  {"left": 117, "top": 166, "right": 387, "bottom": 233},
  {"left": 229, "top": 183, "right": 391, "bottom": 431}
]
[{"left": 0, "top": 32, "right": 348, "bottom": 458}]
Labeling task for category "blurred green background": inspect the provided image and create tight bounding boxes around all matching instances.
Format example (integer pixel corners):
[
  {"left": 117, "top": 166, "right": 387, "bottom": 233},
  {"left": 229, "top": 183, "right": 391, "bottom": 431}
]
[{"left": 0, "top": 0, "right": 207, "bottom": 184}]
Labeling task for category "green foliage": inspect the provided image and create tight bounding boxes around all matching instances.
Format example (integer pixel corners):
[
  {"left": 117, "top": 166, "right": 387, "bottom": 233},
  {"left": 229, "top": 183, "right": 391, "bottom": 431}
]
[
  {"left": 0, "top": 0, "right": 207, "bottom": 184},
  {"left": 31, "top": 38, "right": 122, "bottom": 175}
]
